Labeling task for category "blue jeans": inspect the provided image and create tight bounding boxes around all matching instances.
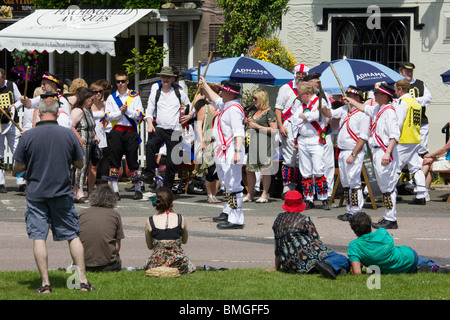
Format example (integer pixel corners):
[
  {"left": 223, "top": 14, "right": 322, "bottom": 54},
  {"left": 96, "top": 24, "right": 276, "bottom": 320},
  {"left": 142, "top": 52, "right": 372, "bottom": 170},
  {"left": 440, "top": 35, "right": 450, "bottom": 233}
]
[
  {"left": 408, "top": 247, "right": 438, "bottom": 273},
  {"left": 323, "top": 251, "right": 350, "bottom": 272}
]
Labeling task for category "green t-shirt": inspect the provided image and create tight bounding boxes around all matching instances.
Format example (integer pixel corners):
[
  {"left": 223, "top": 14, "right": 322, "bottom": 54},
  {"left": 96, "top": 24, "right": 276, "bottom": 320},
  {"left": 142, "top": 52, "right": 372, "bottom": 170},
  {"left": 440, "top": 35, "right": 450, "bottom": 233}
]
[{"left": 347, "top": 228, "right": 415, "bottom": 274}]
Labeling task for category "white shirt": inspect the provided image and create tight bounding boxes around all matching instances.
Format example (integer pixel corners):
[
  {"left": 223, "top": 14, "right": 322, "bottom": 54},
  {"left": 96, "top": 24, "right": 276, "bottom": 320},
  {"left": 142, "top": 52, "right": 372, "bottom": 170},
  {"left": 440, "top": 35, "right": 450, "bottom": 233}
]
[
  {"left": 410, "top": 78, "right": 432, "bottom": 107},
  {"left": 144, "top": 83, "right": 191, "bottom": 131},
  {"left": 364, "top": 103, "right": 400, "bottom": 149},
  {"left": 291, "top": 95, "right": 328, "bottom": 138},
  {"left": 212, "top": 99, "right": 245, "bottom": 160},
  {"left": 330, "top": 105, "right": 370, "bottom": 151},
  {"left": 105, "top": 89, "right": 144, "bottom": 128},
  {"left": 393, "top": 93, "right": 411, "bottom": 132},
  {"left": 275, "top": 80, "right": 298, "bottom": 112}
]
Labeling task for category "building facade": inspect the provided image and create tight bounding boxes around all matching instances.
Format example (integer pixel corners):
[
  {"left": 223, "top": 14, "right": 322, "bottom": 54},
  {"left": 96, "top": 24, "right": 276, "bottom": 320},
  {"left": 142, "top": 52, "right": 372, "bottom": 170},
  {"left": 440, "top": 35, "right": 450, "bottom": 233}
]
[{"left": 277, "top": 0, "right": 450, "bottom": 153}]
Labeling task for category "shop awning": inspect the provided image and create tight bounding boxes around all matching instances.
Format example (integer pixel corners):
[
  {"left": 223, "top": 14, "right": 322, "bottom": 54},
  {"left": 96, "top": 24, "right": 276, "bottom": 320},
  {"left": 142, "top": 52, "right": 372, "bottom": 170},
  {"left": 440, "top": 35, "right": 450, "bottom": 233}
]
[{"left": 0, "top": 9, "right": 157, "bottom": 56}]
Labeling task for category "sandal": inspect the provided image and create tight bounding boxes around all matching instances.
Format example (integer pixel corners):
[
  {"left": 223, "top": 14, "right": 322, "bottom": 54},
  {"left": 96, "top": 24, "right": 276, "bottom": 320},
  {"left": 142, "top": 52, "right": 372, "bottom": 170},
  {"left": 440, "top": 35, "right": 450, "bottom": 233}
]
[
  {"left": 35, "top": 284, "right": 52, "bottom": 294},
  {"left": 211, "top": 196, "right": 222, "bottom": 203},
  {"left": 242, "top": 197, "right": 254, "bottom": 203},
  {"left": 255, "top": 198, "right": 268, "bottom": 203},
  {"left": 75, "top": 197, "right": 89, "bottom": 204},
  {"left": 79, "top": 282, "right": 96, "bottom": 292}
]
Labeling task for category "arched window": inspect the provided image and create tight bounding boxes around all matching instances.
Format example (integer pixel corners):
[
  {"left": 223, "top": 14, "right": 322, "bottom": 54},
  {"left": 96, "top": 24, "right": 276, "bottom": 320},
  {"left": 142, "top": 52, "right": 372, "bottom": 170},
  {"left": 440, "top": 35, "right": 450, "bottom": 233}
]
[
  {"left": 332, "top": 17, "right": 409, "bottom": 70},
  {"left": 387, "top": 20, "right": 409, "bottom": 70}
]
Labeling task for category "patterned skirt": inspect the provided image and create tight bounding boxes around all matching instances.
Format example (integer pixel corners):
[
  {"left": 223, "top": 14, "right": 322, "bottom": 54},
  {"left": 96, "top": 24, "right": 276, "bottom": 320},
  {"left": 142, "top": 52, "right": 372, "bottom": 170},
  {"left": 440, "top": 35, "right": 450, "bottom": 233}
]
[{"left": 144, "top": 238, "right": 196, "bottom": 274}]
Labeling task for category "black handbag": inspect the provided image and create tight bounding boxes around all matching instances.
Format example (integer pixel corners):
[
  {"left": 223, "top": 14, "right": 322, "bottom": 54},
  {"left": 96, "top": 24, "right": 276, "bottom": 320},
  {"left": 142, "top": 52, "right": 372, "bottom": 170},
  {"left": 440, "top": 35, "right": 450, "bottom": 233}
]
[{"left": 90, "top": 141, "right": 103, "bottom": 166}]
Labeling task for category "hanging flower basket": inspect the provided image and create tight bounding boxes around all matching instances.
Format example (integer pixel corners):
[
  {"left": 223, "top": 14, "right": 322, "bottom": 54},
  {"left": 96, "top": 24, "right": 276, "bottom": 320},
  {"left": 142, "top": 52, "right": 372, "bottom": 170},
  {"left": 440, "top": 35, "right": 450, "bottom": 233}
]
[{"left": 10, "top": 49, "right": 48, "bottom": 84}]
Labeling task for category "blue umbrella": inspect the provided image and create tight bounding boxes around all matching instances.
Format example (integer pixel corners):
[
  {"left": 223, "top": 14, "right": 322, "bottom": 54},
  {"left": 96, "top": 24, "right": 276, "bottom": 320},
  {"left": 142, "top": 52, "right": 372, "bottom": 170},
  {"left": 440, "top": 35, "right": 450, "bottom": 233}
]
[
  {"left": 183, "top": 56, "right": 294, "bottom": 86},
  {"left": 309, "top": 58, "right": 404, "bottom": 94},
  {"left": 440, "top": 69, "right": 450, "bottom": 84}
]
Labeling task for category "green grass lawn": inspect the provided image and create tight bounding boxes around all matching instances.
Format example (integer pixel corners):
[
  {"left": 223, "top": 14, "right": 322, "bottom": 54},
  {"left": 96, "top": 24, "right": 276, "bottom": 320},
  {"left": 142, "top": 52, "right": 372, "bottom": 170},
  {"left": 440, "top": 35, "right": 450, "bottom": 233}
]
[{"left": 1, "top": 268, "right": 449, "bottom": 300}]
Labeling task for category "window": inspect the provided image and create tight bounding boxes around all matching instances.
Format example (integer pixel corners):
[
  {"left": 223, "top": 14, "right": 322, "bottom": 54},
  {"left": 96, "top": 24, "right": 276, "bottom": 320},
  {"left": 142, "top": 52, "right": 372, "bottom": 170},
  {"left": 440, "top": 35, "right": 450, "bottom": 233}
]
[
  {"left": 332, "top": 17, "right": 410, "bottom": 70},
  {"left": 209, "top": 24, "right": 222, "bottom": 53}
]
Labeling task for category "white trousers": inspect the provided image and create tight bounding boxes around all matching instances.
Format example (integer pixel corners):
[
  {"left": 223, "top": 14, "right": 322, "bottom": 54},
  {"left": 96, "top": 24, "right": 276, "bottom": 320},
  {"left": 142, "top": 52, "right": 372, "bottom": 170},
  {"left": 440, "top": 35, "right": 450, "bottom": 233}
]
[
  {"left": 397, "top": 143, "right": 427, "bottom": 199},
  {"left": 0, "top": 123, "right": 24, "bottom": 186},
  {"left": 323, "top": 135, "right": 335, "bottom": 198},
  {"left": 372, "top": 146, "right": 400, "bottom": 221},
  {"left": 418, "top": 124, "right": 429, "bottom": 155},
  {"left": 215, "top": 159, "right": 244, "bottom": 225},
  {"left": 279, "top": 121, "right": 298, "bottom": 168},
  {"left": 338, "top": 149, "right": 365, "bottom": 214},
  {"left": 298, "top": 136, "right": 327, "bottom": 201}
]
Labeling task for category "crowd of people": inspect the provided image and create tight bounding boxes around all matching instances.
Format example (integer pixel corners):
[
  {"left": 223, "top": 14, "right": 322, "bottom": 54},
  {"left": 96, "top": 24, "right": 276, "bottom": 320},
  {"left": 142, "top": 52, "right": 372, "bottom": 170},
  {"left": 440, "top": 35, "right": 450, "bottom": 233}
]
[{"left": 0, "top": 59, "right": 448, "bottom": 293}]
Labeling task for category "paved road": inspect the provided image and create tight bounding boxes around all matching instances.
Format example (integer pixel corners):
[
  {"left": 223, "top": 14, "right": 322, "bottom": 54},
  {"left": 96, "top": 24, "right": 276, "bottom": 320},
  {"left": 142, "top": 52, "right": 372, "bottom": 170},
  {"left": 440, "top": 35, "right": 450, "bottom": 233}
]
[{"left": 1, "top": 175, "right": 449, "bottom": 271}]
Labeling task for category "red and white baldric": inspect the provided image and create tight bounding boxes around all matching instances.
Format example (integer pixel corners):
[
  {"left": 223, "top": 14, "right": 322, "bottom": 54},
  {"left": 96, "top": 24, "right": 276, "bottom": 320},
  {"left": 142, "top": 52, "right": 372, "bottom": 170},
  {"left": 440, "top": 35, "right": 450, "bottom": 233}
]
[
  {"left": 339, "top": 109, "right": 360, "bottom": 142},
  {"left": 215, "top": 103, "right": 245, "bottom": 159},
  {"left": 370, "top": 105, "right": 395, "bottom": 162}
]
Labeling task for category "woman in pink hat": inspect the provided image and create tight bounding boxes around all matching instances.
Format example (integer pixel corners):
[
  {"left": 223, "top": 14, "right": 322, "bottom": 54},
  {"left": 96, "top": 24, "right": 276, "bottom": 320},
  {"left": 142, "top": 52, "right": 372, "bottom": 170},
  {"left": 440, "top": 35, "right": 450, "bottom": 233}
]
[{"left": 269, "top": 190, "right": 349, "bottom": 279}]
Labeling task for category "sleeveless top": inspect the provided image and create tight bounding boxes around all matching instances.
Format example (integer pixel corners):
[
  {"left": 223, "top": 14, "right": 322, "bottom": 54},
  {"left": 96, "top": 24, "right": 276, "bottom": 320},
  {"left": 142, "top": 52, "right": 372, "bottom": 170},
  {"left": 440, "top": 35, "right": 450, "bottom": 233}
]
[
  {"left": 75, "top": 107, "right": 96, "bottom": 145},
  {"left": 149, "top": 213, "right": 183, "bottom": 240}
]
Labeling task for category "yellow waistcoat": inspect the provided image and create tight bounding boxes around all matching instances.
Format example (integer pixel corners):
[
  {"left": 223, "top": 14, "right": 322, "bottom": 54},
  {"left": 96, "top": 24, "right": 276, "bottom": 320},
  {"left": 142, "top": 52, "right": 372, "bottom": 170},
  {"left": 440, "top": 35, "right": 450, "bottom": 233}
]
[{"left": 399, "top": 97, "right": 422, "bottom": 144}]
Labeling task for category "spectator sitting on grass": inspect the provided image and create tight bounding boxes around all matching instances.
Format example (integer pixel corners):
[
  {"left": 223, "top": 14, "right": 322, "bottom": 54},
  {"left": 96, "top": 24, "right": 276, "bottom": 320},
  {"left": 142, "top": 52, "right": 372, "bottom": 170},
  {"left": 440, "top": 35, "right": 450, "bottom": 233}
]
[
  {"left": 144, "top": 188, "right": 196, "bottom": 274},
  {"left": 268, "top": 190, "right": 350, "bottom": 279},
  {"left": 79, "top": 185, "right": 125, "bottom": 272},
  {"left": 348, "top": 212, "right": 448, "bottom": 274}
]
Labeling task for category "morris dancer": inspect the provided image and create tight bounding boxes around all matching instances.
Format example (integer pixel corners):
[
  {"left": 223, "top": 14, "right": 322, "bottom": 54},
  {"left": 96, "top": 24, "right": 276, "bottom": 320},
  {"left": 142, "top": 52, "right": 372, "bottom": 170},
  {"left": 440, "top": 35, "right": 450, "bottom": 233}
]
[
  {"left": 344, "top": 83, "right": 400, "bottom": 229},
  {"left": 103, "top": 72, "right": 144, "bottom": 201},
  {"left": 292, "top": 82, "right": 330, "bottom": 210},
  {"left": 200, "top": 77, "right": 246, "bottom": 229},
  {"left": 20, "top": 72, "right": 72, "bottom": 129},
  {"left": 394, "top": 79, "right": 427, "bottom": 205},
  {"left": 274, "top": 63, "right": 309, "bottom": 197},
  {"left": 0, "top": 68, "right": 24, "bottom": 193},
  {"left": 320, "top": 86, "right": 371, "bottom": 221}
]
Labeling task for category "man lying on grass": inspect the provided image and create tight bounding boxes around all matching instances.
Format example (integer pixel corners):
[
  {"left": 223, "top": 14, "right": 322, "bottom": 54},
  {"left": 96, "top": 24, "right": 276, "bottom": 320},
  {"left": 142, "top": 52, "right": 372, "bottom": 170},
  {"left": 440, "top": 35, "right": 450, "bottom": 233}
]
[{"left": 348, "top": 212, "right": 448, "bottom": 274}]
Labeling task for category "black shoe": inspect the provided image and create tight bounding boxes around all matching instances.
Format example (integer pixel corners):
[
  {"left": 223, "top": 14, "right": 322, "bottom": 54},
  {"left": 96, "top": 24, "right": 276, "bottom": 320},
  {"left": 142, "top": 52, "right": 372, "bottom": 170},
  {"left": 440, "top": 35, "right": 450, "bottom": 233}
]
[
  {"left": 138, "top": 174, "right": 154, "bottom": 184},
  {"left": 216, "top": 222, "right": 244, "bottom": 229},
  {"left": 410, "top": 197, "right": 426, "bottom": 205},
  {"left": 372, "top": 218, "right": 398, "bottom": 229},
  {"left": 337, "top": 213, "right": 352, "bottom": 221},
  {"left": 305, "top": 201, "right": 314, "bottom": 210},
  {"left": 322, "top": 200, "right": 330, "bottom": 210},
  {"left": 133, "top": 191, "right": 143, "bottom": 200},
  {"left": 0, "top": 185, "right": 7, "bottom": 193},
  {"left": 115, "top": 192, "right": 121, "bottom": 201},
  {"left": 18, "top": 184, "right": 26, "bottom": 192},
  {"left": 126, "top": 185, "right": 145, "bottom": 192},
  {"left": 212, "top": 212, "right": 228, "bottom": 222},
  {"left": 314, "top": 261, "right": 337, "bottom": 280}
]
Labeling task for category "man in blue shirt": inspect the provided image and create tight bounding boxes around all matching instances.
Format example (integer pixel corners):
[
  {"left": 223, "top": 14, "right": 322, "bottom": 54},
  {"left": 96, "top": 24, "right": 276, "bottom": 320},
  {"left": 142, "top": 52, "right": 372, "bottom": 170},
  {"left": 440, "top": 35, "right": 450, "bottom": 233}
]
[{"left": 13, "top": 97, "right": 95, "bottom": 293}]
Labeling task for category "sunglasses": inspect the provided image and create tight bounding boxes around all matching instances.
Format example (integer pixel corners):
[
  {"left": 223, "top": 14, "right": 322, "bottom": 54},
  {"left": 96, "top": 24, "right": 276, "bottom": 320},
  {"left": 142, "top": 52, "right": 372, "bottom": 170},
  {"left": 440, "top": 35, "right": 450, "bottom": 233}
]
[
  {"left": 116, "top": 80, "right": 127, "bottom": 84},
  {"left": 94, "top": 90, "right": 103, "bottom": 94},
  {"left": 252, "top": 96, "right": 258, "bottom": 100}
]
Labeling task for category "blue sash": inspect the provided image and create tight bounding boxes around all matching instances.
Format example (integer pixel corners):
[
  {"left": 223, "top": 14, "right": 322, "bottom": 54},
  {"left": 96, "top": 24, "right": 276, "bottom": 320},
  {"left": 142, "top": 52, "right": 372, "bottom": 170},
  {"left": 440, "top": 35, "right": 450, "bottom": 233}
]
[{"left": 112, "top": 91, "right": 142, "bottom": 143}]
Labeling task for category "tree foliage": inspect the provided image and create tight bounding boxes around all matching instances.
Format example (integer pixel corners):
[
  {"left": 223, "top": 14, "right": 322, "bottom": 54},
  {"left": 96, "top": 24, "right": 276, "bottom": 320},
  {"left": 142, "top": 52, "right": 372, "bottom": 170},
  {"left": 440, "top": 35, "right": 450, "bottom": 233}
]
[
  {"left": 123, "top": 38, "right": 169, "bottom": 78},
  {"left": 216, "top": 0, "right": 289, "bottom": 58}
]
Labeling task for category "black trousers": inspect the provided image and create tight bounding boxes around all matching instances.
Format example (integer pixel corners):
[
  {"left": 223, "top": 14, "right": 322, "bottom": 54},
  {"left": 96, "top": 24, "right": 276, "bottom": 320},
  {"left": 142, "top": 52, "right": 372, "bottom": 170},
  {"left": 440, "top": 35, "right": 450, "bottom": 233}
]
[
  {"left": 107, "top": 129, "right": 140, "bottom": 171},
  {"left": 144, "top": 127, "right": 182, "bottom": 188}
]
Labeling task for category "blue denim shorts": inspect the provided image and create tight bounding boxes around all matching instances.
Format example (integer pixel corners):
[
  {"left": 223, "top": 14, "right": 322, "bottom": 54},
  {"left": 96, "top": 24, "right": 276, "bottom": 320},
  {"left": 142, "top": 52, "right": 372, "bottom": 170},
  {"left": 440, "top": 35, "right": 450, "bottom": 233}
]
[{"left": 25, "top": 196, "right": 80, "bottom": 241}]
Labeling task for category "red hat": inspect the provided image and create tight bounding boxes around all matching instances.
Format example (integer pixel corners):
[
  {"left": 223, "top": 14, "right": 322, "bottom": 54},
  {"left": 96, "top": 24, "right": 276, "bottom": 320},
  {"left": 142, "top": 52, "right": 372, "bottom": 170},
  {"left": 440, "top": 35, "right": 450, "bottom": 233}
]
[{"left": 282, "top": 190, "right": 306, "bottom": 213}]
